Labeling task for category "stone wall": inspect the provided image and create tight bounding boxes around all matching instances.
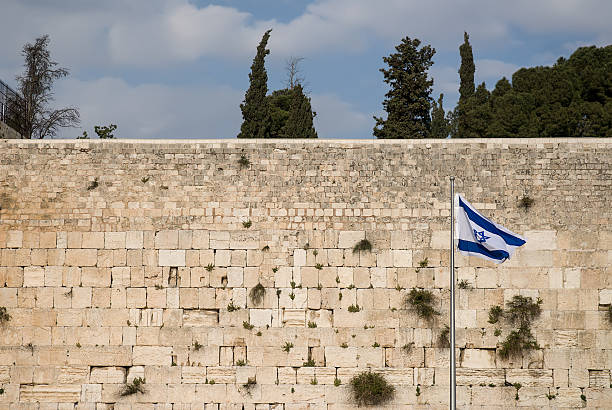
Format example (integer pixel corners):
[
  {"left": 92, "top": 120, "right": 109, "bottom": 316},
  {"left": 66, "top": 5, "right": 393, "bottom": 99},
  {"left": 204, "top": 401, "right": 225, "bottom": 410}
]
[{"left": 0, "top": 138, "right": 610, "bottom": 409}]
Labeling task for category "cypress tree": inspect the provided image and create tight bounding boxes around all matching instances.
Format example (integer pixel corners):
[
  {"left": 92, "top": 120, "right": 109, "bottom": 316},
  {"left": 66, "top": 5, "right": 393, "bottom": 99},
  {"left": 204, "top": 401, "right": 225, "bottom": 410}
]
[
  {"left": 458, "top": 32, "right": 475, "bottom": 102},
  {"left": 238, "top": 29, "right": 272, "bottom": 138},
  {"left": 456, "top": 32, "right": 476, "bottom": 138},
  {"left": 430, "top": 93, "right": 448, "bottom": 138},
  {"left": 373, "top": 37, "right": 436, "bottom": 139},
  {"left": 285, "top": 84, "right": 317, "bottom": 138}
]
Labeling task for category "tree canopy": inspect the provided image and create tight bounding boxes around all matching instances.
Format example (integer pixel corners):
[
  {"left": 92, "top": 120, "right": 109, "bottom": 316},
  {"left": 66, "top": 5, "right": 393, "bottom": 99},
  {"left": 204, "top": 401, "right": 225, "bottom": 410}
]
[
  {"left": 374, "top": 37, "right": 436, "bottom": 139},
  {"left": 238, "top": 29, "right": 272, "bottom": 138}
]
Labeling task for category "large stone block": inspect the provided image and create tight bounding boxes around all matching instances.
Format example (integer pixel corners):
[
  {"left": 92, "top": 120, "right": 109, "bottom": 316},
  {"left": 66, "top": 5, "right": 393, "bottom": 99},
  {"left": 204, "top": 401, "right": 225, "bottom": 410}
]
[
  {"left": 65, "top": 249, "right": 98, "bottom": 266},
  {"left": 133, "top": 346, "right": 172, "bottom": 365},
  {"left": 159, "top": 250, "right": 186, "bottom": 266}
]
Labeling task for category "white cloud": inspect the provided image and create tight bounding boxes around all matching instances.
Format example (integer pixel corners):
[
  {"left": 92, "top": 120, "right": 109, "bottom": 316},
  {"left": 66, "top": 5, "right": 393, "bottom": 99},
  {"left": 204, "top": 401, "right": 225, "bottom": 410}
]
[
  {"left": 310, "top": 93, "right": 372, "bottom": 138},
  {"left": 2, "top": 0, "right": 611, "bottom": 69},
  {"left": 51, "top": 77, "right": 371, "bottom": 139},
  {"left": 53, "top": 77, "right": 244, "bottom": 138},
  {"left": 475, "top": 59, "right": 520, "bottom": 86}
]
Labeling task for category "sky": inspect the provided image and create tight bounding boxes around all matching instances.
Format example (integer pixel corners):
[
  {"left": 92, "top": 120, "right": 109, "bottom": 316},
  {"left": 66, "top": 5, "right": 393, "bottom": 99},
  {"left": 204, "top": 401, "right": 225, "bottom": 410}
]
[{"left": 1, "top": 0, "right": 610, "bottom": 139}]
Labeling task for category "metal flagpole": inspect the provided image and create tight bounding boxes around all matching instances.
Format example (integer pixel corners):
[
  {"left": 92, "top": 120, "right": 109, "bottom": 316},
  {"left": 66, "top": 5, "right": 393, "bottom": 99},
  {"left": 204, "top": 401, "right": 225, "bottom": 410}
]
[{"left": 449, "top": 176, "right": 456, "bottom": 410}]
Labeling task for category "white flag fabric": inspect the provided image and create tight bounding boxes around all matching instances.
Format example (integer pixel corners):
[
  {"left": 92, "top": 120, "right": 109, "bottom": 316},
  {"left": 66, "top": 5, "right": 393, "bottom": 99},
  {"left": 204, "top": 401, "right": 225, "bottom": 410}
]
[{"left": 456, "top": 194, "right": 526, "bottom": 263}]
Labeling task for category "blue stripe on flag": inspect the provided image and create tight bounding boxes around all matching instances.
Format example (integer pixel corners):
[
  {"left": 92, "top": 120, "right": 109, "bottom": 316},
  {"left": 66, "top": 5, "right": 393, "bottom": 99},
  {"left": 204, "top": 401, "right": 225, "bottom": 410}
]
[
  {"left": 458, "top": 239, "right": 510, "bottom": 261},
  {"left": 458, "top": 197, "right": 526, "bottom": 247}
]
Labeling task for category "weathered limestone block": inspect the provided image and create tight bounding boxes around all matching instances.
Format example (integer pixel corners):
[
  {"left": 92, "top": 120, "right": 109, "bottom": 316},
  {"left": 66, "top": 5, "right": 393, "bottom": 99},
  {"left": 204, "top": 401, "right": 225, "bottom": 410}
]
[
  {"left": 506, "top": 369, "right": 553, "bottom": 387},
  {"left": 20, "top": 385, "right": 81, "bottom": 402},
  {"left": 282, "top": 309, "right": 305, "bottom": 327},
  {"left": 325, "top": 347, "right": 357, "bottom": 367},
  {"left": 207, "top": 366, "right": 236, "bottom": 383},
  {"left": 89, "top": 366, "right": 127, "bottom": 383},
  {"left": 250, "top": 309, "right": 272, "bottom": 327},
  {"left": 133, "top": 346, "right": 172, "bottom": 365},
  {"left": 81, "top": 267, "right": 111, "bottom": 287},
  {"left": 80, "top": 383, "right": 102, "bottom": 402},
  {"left": 461, "top": 349, "right": 496, "bottom": 368},
  {"left": 23, "top": 266, "right": 44, "bottom": 287},
  {"left": 307, "top": 309, "right": 333, "bottom": 328},
  {"left": 392, "top": 250, "right": 412, "bottom": 267},
  {"left": 278, "top": 367, "right": 296, "bottom": 384},
  {"left": 57, "top": 366, "right": 89, "bottom": 384},
  {"left": 0, "top": 366, "right": 10, "bottom": 383},
  {"left": 65, "top": 249, "right": 97, "bottom": 266},
  {"left": 6, "top": 230, "right": 23, "bottom": 248},
  {"left": 182, "top": 366, "right": 207, "bottom": 383},
  {"left": 338, "top": 231, "right": 364, "bottom": 249},
  {"left": 588, "top": 369, "right": 611, "bottom": 387},
  {"left": 456, "top": 368, "right": 505, "bottom": 386},
  {"left": 230, "top": 232, "right": 259, "bottom": 249},
  {"left": 159, "top": 250, "right": 186, "bottom": 267},
  {"left": 105, "top": 232, "right": 126, "bottom": 249}
]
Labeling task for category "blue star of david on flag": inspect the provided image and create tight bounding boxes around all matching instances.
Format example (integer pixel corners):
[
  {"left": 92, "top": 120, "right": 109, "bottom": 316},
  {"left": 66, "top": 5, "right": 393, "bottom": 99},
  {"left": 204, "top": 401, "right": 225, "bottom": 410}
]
[
  {"left": 457, "top": 195, "right": 526, "bottom": 263},
  {"left": 473, "top": 229, "right": 490, "bottom": 243}
]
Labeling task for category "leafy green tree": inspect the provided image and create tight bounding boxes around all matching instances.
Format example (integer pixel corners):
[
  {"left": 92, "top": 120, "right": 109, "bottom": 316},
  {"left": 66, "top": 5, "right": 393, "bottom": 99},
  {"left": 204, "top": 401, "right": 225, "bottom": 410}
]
[
  {"left": 267, "top": 88, "right": 292, "bottom": 138},
  {"left": 486, "top": 45, "right": 611, "bottom": 138},
  {"left": 430, "top": 93, "right": 448, "bottom": 138},
  {"left": 464, "top": 82, "right": 492, "bottom": 137},
  {"left": 238, "top": 29, "right": 272, "bottom": 138},
  {"left": 456, "top": 32, "right": 475, "bottom": 138},
  {"left": 285, "top": 84, "right": 317, "bottom": 138},
  {"left": 373, "top": 37, "right": 436, "bottom": 139},
  {"left": 266, "top": 86, "right": 317, "bottom": 138},
  {"left": 16, "top": 35, "right": 80, "bottom": 139},
  {"left": 95, "top": 124, "right": 117, "bottom": 139}
]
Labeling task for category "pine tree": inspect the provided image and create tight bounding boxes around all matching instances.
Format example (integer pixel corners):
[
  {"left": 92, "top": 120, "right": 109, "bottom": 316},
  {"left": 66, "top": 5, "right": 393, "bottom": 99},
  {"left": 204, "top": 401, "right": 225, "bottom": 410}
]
[
  {"left": 238, "top": 29, "right": 272, "bottom": 138},
  {"left": 456, "top": 32, "right": 476, "bottom": 138},
  {"left": 285, "top": 84, "right": 317, "bottom": 138},
  {"left": 430, "top": 93, "right": 448, "bottom": 138},
  {"left": 373, "top": 37, "right": 436, "bottom": 139}
]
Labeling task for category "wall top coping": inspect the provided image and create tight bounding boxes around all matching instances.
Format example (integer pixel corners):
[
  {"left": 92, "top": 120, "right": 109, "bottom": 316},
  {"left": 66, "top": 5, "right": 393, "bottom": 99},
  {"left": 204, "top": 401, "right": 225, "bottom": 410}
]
[{"left": 1, "top": 138, "right": 611, "bottom": 146}]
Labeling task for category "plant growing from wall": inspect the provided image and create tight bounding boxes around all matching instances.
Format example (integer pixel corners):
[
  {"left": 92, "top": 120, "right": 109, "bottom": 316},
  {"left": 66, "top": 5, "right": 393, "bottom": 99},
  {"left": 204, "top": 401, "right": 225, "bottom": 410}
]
[
  {"left": 242, "top": 377, "right": 257, "bottom": 395},
  {"left": 406, "top": 288, "right": 440, "bottom": 321},
  {"left": 415, "top": 257, "right": 429, "bottom": 273},
  {"left": 437, "top": 325, "right": 450, "bottom": 347},
  {"left": 120, "top": 377, "right": 146, "bottom": 396},
  {"left": 243, "top": 321, "right": 254, "bottom": 330},
  {"left": 518, "top": 196, "right": 534, "bottom": 210},
  {"left": 353, "top": 239, "right": 372, "bottom": 253},
  {"left": 87, "top": 177, "right": 99, "bottom": 190},
  {"left": 227, "top": 301, "right": 240, "bottom": 312},
  {"left": 349, "top": 371, "right": 395, "bottom": 406},
  {"left": 493, "top": 295, "right": 542, "bottom": 359},
  {"left": 193, "top": 341, "right": 202, "bottom": 351},
  {"left": 303, "top": 358, "right": 315, "bottom": 367},
  {"left": 457, "top": 279, "right": 471, "bottom": 289},
  {"left": 282, "top": 342, "right": 294, "bottom": 352},
  {"left": 238, "top": 154, "right": 251, "bottom": 168},
  {"left": 249, "top": 283, "right": 266, "bottom": 306},
  {"left": 0, "top": 307, "right": 10, "bottom": 325},
  {"left": 488, "top": 305, "right": 503, "bottom": 324},
  {"left": 348, "top": 304, "right": 360, "bottom": 313},
  {"left": 242, "top": 220, "right": 252, "bottom": 228},
  {"left": 607, "top": 305, "right": 612, "bottom": 323}
]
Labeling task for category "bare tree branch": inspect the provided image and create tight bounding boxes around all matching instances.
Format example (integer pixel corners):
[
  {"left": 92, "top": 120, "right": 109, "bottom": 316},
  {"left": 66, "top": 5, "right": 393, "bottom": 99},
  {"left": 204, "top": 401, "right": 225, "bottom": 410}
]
[
  {"left": 15, "top": 35, "right": 80, "bottom": 139},
  {"left": 284, "top": 57, "right": 306, "bottom": 90}
]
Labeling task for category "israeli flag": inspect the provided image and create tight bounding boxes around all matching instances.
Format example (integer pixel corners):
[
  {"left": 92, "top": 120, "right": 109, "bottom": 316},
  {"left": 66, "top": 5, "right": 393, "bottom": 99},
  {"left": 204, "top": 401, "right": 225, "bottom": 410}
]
[{"left": 457, "top": 195, "right": 526, "bottom": 263}]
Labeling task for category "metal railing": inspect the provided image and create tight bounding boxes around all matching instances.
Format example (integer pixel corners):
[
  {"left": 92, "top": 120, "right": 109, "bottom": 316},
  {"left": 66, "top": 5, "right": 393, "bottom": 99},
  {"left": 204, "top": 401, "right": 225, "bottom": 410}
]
[{"left": 0, "top": 78, "right": 25, "bottom": 136}]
